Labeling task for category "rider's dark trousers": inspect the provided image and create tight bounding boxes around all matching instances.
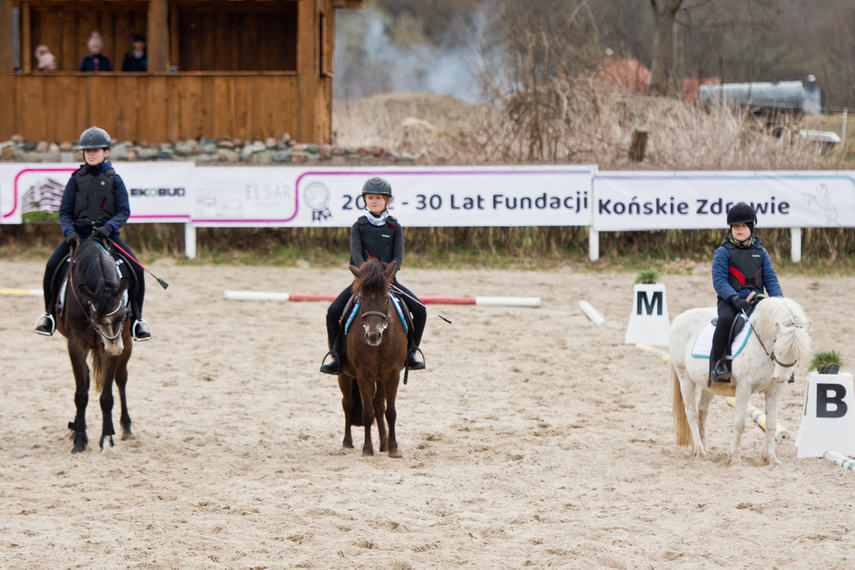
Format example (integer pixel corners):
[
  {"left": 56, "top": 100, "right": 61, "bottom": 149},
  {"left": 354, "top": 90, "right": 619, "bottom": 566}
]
[{"left": 710, "top": 297, "right": 738, "bottom": 365}]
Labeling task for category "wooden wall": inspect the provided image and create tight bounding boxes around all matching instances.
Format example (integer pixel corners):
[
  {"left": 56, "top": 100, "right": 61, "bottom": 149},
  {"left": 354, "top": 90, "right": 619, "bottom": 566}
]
[
  {"left": 0, "top": 72, "right": 332, "bottom": 143},
  {"left": 174, "top": 4, "right": 298, "bottom": 71}
]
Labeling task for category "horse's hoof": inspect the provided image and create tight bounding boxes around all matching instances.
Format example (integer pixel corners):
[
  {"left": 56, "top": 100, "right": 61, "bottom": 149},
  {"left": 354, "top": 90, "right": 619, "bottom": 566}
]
[
  {"left": 71, "top": 444, "right": 86, "bottom": 454},
  {"left": 728, "top": 456, "right": 743, "bottom": 466},
  {"left": 389, "top": 450, "right": 402, "bottom": 459},
  {"left": 99, "top": 435, "right": 115, "bottom": 450}
]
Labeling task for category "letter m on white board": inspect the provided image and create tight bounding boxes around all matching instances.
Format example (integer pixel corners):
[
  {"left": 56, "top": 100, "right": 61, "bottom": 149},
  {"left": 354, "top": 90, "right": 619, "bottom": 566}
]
[{"left": 636, "top": 290, "right": 664, "bottom": 316}]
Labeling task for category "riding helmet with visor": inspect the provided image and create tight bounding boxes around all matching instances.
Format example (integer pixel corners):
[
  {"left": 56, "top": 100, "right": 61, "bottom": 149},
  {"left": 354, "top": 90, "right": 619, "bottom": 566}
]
[
  {"left": 79, "top": 126, "right": 112, "bottom": 150},
  {"left": 362, "top": 177, "right": 392, "bottom": 198}
]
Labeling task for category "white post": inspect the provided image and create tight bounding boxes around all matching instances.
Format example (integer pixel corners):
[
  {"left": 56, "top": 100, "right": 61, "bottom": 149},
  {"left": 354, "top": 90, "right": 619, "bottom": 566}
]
[
  {"left": 790, "top": 227, "right": 801, "bottom": 263},
  {"left": 184, "top": 222, "right": 197, "bottom": 259},
  {"left": 842, "top": 108, "right": 848, "bottom": 153},
  {"left": 588, "top": 226, "right": 599, "bottom": 261}
]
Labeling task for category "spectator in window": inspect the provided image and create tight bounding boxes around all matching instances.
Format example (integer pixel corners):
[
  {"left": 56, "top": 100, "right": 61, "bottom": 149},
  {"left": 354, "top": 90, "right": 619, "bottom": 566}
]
[
  {"left": 79, "top": 31, "right": 112, "bottom": 72},
  {"left": 34, "top": 45, "right": 57, "bottom": 72},
  {"left": 121, "top": 34, "right": 147, "bottom": 72}
]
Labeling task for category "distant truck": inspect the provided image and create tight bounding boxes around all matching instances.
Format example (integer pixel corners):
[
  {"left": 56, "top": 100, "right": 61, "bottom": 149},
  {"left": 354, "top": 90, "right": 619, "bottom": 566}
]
[{"left": 699, "top": 75, "right": 821, "bottom": 116}]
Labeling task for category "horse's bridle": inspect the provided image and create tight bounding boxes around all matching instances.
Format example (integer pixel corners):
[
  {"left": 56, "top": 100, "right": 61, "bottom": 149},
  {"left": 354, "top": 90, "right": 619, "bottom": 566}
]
[
  {"left": 742, "top": 310, "right": 798, "bottom": 369},
  {"left": 358, "top": 293, "right": 391, "bottom": 334}
]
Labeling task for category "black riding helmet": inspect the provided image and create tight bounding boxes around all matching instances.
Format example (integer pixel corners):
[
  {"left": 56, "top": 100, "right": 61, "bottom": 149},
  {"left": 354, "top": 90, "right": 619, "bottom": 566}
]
[
  {"left": 727, "top": 202, "right": 757, "bottom": 233},
  {"left": 79, "top": 126, "right": 112, "bottom": 150},
  {"left": 362, "top": 177, "right": 392, "bottom": 198}
]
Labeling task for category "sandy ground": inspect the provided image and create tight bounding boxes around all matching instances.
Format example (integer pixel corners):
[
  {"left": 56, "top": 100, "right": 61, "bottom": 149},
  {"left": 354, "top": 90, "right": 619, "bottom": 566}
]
[{"left": 1, "top": 258, "right": 854, "bottom": 569}]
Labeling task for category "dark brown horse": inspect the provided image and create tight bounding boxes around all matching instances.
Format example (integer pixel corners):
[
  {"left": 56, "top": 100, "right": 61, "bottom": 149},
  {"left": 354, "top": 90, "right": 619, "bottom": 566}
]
[
  {"left": 56, "top": 238, "right": 133, "bottom": 453},
  {"left": 338, "top": 259, "right": 408, "bottom": 457}
]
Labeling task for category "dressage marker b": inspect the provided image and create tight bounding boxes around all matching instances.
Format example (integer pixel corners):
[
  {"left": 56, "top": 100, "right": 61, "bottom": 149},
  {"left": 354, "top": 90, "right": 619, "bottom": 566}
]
[
  {"left": 796, "top": 372, "right": 855, "bottom": 458},
  {"left": 625, "top": 283, "right": 669, "bottom": 346}
]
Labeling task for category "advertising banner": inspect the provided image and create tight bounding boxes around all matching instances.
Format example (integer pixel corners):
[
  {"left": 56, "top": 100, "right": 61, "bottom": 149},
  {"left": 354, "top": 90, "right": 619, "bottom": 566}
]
[
  {"left": 192, "top": 165, "right": 595, "bottom": 228},
  {"left": 0, "top": 162, "right": 194, "bottom": 225},
  {"left": 593, "top": 171, "right": 855, "bottom": 231}
]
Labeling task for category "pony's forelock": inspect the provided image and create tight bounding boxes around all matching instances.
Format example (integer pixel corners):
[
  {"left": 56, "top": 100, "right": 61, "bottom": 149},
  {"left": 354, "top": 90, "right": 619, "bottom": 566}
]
[
  {"left": 75, "top": 240, "right": 120, "bottom": 318},
  {"left": 353, "top": 259, "right": 391, "bottom": 294}
]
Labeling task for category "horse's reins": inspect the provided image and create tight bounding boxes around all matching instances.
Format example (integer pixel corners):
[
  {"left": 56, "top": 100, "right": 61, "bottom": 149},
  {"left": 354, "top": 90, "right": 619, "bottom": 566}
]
[
  {"left": 740, "top": 308, "right": 798, "bottom": 369},
  {"left": 391, "top": 284, "right": 452, "bottom": 324}
]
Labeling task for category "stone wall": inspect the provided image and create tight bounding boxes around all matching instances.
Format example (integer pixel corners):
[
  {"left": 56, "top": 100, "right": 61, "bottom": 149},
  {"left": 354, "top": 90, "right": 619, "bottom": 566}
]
[{"left": 0, "top": 134, "right": 416, "bottom": 166}]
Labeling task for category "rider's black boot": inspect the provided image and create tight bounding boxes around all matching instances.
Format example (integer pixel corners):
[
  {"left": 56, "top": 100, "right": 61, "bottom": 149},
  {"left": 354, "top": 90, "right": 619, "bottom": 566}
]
[
  {"left": 132, "top": 318, "right": 152, "bottom": 341},
  {"left": 34, "top": 313, "right": 55, "bottom": 336},
  {"left": 709, "top": 359, "right": 731, "bottom": 386},
  {"left": 320, "top": 332, "right": 342, "bottom": 375},
  {"left": 405, "top": 348, "right": 425, "bottom": 370}
]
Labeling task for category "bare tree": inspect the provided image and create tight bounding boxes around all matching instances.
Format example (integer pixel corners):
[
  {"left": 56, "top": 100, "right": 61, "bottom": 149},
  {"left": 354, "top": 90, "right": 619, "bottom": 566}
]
[{"left": 648, "top": 0, "right": 684, "bottom": 96}]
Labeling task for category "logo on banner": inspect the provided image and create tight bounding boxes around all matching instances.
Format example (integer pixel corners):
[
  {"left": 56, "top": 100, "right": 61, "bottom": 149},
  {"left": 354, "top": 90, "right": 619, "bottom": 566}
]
[
  {"left": 304, "top": 182, "right": 332, "bottom": 221},
  {"left": 130, "top": 187, "right": 186, "bottom": 197}
]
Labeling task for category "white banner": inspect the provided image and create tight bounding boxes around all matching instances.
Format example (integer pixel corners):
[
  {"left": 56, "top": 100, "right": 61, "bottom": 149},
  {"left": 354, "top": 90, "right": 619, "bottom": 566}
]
[
  {"left": 193, "top": 166, "right": 298, "bottom": 227},
  {"left": 594, "top": 171, "right": 855, "bottom": 231},
  {"left": 192, "top": 165, "right": 595, "bottom": 227},
  {"left": 0, "top": 162, "right": 194, "bottom": 225}
]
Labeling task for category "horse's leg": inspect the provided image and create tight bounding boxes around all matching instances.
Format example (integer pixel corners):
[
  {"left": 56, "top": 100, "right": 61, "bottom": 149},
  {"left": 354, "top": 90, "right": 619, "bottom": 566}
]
[
  {"left": 338, "top": 374, "right": 355, "bottom": 449},
  {"left": 67, "top": 343, "right": 90, "bottom": 453},
  {"left": 761, "top": 384, "right": 785, "bottom": 466},
  {"left": 697, "top": 389, "right": 714, "bottom": 450},
  {"left": 358, "top": 379, "right": 376, "bottom": 456},
  {"left": 383, "top": 373, "right": 401, "bottom": 458},
  {"left": 98, "top": 353, "right": 117, "bottom": 450},
  {"left": 729, "top": 385, "right": 752, "bottom": 465},
  {"left": 374, "top": 383, "right": 388, "bottom": 453},
  {"left": 115, "top": 344, "right": 133, "bottom": 441},
  {"left": 678, "top": 373, "right": 707, "bottom": 457}
]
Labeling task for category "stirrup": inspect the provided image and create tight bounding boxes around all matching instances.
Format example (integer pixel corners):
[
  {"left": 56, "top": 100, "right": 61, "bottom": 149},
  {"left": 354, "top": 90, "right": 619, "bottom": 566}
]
[
  {"left": 34, "top": 313, "right": 56, "bottom": 336},
  {"left": 132, "top": 319, "right": 152, "bottom": 341},
  {"left": 320, "top": 351, "right": 341, "bottom": 375}
]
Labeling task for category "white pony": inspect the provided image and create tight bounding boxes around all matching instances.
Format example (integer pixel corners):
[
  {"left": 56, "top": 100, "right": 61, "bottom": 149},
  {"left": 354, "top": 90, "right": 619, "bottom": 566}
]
[{"left": 670, "top": 297, "right": 811, "bottom": 465}]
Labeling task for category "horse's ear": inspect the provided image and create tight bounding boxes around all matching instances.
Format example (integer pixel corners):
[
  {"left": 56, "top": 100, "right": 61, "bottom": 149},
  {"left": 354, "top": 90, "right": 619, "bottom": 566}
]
[
  {"left": 384, "top": 260, "right": 397, "bottom": 280},
  {"left": 78, "top": 283, "right": 95, "bottom": 302},
  {"left": 349, "top": 264, "right": 360, "bottom": 277}
]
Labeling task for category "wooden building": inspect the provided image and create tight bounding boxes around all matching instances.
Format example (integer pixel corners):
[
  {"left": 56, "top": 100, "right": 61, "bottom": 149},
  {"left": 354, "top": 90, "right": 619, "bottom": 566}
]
[{"left": 0, "top": 0, "right": 364, "bottom": 144}]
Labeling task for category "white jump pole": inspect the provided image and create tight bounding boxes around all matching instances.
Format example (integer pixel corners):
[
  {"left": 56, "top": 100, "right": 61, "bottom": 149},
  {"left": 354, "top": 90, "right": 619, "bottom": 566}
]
[
  {"left": 0, "top": 288, "right": 42, "bottom": 296},
  {"left": 579, "top": 300, "right": 607, "bottom": 327},
  {"left": 223, "top": 291, "right": 540, "bottom": 307},
  {"left": 725, "top": 397, "right": 790, "bottom": 442},
  {"left": 823, "top": 450, "right": 855, "bottom": 473}
]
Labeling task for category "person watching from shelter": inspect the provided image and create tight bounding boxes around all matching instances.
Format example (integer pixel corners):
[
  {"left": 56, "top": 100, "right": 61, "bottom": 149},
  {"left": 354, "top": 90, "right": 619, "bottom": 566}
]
[
  {"left": 121, "top": 34, "right": 147, "bottom": 72},
  {"left": 79, "top": 31, "right": 112, "bottom": 72},
  {"left": 34, "top": 45, "right": 58, "bottom": 72}
]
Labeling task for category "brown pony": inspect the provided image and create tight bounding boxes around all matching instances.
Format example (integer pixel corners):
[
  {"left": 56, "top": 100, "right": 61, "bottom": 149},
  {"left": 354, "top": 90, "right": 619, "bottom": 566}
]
[
  {"left": 338, "top": 259, "right": 408, "bottom": 457},
  {"left": 56, "top": 238, "right": 133, "bottom": 453}
]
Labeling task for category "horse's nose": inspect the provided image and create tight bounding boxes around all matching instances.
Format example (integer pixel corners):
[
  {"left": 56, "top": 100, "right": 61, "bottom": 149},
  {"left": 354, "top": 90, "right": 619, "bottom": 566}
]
[
  {"left": 103, "top": 338, "right": 124, "bottom": 356},
  {"left": 364, "top": 326, "right": 383, "bottom": 346}
]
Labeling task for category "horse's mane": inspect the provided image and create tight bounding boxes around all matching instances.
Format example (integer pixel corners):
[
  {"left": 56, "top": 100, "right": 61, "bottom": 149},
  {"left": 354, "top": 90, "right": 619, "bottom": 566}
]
[
  {"left": 75, "top": 240, "right": 120, "bottom": 317},
  {"left": 752, "top": 296, "right": 811, "bottom": 358},
  {"left": 352, "top": 259, "right": 391, "bottom": 295}
]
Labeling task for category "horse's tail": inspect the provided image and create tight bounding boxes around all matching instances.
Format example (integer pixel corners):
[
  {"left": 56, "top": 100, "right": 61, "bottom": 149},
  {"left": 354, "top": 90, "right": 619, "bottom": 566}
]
[
  {"left": 92, "top": 350, "right": 103, "bottom": 394},
  {"left": 671, "top": 364, "right": 691, "bottom": 447}
]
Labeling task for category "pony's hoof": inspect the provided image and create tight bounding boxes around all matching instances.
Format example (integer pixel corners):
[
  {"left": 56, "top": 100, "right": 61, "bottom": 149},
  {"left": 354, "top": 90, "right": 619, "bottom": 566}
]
[
  {"left": 389, "top": 450, "right": 402, "bottom": 459},
  {"left": 728, "top": 456, "right": 743, "bottom": 466},
  {"left": 99, "top": 435, "right": 115, "bottom": 450}
]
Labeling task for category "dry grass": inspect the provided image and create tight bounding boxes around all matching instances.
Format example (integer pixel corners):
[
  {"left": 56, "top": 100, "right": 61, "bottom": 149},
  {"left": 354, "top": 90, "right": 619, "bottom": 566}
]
[{"left": 333, "top": 79, "right": 833, "bottom": 170}]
